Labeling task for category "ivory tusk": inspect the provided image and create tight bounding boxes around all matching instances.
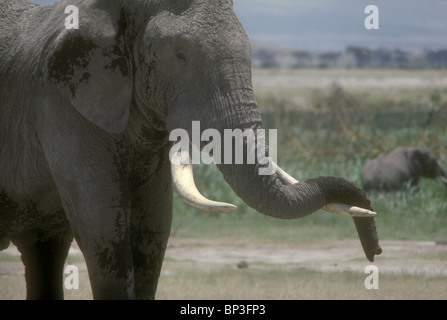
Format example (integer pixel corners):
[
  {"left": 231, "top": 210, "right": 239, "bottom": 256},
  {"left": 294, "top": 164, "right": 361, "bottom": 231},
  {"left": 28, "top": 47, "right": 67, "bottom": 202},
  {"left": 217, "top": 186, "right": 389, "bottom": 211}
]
[
  {"left": 171, "top": 152, "right": 237, "bottom": 213},
  {"left": 439, "top": 176, "right": 447, "bottom": 184},
  {"left": 323, "top": 203, "right": 377, "bottom": 217},
  {"left": 275, "top": 164, "right": 377, "bottom": 217},
  {"left": 275, "top": 164, "right": 299, "bottom": 184}
]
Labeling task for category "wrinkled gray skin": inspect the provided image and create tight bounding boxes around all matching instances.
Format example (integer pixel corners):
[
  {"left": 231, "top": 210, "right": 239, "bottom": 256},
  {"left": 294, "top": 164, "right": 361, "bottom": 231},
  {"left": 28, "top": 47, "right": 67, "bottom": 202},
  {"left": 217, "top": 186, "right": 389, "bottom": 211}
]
[
  {"left": 361, "top": 146, "right": 447, "bottom": 192},
  {"left": 0, "top": 0, "right": 381, "bottom": 299}
]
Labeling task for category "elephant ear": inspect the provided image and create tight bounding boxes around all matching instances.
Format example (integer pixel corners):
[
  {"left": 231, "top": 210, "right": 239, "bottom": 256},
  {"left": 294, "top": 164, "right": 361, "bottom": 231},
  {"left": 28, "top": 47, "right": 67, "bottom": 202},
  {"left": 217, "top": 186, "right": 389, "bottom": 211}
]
[{"left": 45, "top": 1, "right": 132, "bottom": 133}]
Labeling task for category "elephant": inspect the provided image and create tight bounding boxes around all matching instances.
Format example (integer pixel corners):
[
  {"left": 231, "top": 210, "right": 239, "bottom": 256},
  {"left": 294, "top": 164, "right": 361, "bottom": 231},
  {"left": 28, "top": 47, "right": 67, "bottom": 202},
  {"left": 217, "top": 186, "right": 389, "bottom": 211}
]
[
  {"left": 361, "top": 146, "right": 447, "bottom": 192},
  {"left": 0, "top": 0, "right": 381, "bottom": 300}
]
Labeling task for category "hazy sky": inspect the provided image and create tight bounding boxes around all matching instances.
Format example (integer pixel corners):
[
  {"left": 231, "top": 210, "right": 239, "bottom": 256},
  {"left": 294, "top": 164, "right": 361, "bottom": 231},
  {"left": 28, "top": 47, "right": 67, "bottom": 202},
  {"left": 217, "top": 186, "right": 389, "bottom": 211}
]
[
  {"left": 233, "top": 0, "right": 447, "bottom": 51},
  {"left": 28, "top": 0, "right": 447, "bottom": 51}
]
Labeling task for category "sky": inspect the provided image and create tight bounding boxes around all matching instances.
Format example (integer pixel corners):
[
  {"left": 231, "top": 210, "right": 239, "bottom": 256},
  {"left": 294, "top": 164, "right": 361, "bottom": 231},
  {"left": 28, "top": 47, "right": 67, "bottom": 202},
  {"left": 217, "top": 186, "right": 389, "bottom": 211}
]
[
  {"left": 233, "top": 0, "right": 447, "bottom": 52},
  {"left": 28, "top": 0, "right": 447, "bottom": 52}
]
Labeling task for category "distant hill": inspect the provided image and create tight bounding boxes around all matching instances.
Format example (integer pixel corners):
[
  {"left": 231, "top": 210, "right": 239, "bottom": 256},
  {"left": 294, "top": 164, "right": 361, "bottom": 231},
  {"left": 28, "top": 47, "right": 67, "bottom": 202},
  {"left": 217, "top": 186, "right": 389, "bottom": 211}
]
[{"left": 251, "top": 43, "right": 447, "bottom": 69}]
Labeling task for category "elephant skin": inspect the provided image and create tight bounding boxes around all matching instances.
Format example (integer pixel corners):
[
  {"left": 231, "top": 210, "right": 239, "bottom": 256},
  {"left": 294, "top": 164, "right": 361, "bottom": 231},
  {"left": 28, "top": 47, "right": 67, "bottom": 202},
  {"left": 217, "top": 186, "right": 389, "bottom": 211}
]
[
  {"left": 361, "top": 146, "right": 447, "bottom": 192},
  {"left": 0, "top": 0, "right": 381, "bottom": 299}
]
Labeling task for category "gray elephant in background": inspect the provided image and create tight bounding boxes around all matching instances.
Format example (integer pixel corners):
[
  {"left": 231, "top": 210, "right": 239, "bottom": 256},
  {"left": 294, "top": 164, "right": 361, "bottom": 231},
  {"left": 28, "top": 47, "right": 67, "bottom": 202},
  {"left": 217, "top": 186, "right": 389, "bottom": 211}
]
[
  {"left": 0, "top": 0, "right": 381, "bottom": 299},
  {"left": 361, "top": 146, "right": 447, "bottom": 192}
]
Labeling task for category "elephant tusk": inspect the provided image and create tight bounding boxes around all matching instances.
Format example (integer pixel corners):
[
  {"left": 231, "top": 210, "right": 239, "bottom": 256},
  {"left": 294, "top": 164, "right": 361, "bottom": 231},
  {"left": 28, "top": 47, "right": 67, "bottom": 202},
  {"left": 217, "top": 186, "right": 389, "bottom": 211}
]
[
  {"left": 439, "top": 176, "right": 447, "bottom": 185},
  {"left": 274, "top": 164, "right": 299, "bottom": 184},
  {"left": 171, "top": 151, "right": 237, "bottom": 213},
  {"left": 275, "top": 164, "right": 377, "bottom": 217},
  {"left": 322, "top": 203, "right": 377, "bottom": 217}
]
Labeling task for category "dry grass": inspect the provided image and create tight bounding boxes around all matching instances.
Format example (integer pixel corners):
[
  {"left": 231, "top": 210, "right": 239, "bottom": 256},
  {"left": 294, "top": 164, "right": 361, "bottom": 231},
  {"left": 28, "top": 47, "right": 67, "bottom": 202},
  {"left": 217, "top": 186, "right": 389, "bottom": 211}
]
[
  {"left": 2, "top": 260, "right": 447, "bottom": 300},
  {"left": 156, "top": 265, "right": 447, "bottom": 300}
]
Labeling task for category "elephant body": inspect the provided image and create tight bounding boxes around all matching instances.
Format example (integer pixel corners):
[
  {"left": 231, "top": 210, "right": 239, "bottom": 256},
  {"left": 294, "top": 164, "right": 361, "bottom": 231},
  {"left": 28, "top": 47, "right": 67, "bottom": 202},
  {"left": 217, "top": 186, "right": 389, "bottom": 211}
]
[
  {"left": 1, "top": 0, "right": 381, "bottom": 299},
  {"left": 361, "top": 146, "right": 447, "bottom": 192}
]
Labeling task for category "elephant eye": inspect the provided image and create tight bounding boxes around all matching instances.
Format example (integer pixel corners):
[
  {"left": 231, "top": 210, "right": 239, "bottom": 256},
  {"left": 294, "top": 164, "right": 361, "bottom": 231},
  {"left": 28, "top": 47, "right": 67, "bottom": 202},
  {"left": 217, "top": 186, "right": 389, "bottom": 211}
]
[{"left": 176, "top": 49, "right": 187, "bottom": 62}]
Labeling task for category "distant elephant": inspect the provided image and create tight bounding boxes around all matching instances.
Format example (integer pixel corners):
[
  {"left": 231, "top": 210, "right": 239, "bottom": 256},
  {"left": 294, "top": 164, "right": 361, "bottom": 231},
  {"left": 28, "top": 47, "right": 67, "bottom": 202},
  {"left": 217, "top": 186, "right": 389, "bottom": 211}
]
[
  {"left": 361, "top": 146, "right": 447, "bottom": 192},
  {"left": 0, "top": 0, "right": 381, "bottom": 299}
]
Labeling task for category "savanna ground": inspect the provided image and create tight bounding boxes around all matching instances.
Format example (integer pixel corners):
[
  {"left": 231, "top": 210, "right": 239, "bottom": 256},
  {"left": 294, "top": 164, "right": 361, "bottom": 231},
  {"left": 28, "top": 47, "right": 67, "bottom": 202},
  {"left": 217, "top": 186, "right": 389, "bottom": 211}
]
[{"left": 1, "top": 68, "right": 447, "bottom": 300}]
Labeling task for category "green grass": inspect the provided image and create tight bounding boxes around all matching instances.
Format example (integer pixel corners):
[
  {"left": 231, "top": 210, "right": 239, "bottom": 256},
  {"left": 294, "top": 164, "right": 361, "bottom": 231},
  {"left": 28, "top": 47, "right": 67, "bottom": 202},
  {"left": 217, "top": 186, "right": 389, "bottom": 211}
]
[{"left": 172, "top": 159, "right": 447, "bottom": 243}]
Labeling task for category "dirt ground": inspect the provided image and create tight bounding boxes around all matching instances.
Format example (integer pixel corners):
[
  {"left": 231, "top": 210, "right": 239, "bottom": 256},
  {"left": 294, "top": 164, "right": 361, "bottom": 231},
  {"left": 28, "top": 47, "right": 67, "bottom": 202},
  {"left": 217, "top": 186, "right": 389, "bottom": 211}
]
[
  {"left": 2, "top": 237, "right": 447, "bottom": 276},
  {"left": 1, "top": 237, "right": 447, "bottom": 299},
  {"left": 2, "top": 238, "right": 446, "bottom": 276},
  {"left": 164, "top": 238, "right": 447, "bottom": 277}
]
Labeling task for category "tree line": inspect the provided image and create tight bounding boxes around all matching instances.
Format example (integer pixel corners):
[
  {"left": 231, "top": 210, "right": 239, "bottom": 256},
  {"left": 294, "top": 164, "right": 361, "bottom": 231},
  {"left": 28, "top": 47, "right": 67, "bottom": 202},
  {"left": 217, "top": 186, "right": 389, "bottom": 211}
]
[{"left": 251, "top": 45, "right": 447, "bottom": 69}]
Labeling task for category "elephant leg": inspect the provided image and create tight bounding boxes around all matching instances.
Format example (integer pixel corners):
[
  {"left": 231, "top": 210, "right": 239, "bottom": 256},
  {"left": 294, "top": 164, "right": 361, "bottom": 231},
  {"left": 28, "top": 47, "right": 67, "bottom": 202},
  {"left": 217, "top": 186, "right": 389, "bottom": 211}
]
[
  {"left": 12, "top": 230, "right": 72, "bottom": 300},
  {"left": 38, "top": 108, "right": 137, "bottom": 299},
  {"left": 72, "top": 217, "right": 135, "bottom": 300},
  {"left": 130, "top": 149, "right": 173, "bottom": 300},
  {"left": 55, "top": 175, "right": 135, "bottom": 299}
]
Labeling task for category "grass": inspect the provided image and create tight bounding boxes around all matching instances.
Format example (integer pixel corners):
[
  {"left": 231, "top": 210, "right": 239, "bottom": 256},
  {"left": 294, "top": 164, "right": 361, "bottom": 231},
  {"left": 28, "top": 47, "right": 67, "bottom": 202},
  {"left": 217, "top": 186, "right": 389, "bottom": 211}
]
[
  {"left": 252, "top": 68, "right": 447, "bottom": 113},
  {"left": 172, "top": 153, "right": 447, "bottom": 243},
  {"left": 171, "top": 171, "right": 447, "bottom": 246},
  {"left": 156, "top": 266, "right": 447, "bottom": 300},
  {"left": 4, "top": 262, "right": 447, "bottom": 300}
]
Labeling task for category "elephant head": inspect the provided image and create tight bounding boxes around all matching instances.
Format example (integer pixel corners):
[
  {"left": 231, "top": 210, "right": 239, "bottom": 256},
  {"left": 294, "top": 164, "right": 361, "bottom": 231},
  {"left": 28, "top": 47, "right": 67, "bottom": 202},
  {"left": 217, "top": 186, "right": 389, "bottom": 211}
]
[
  {"left": 413, "top": 147, "right": 447, "bottom": 191},
  {"left": 415, "top": 147, "right": 447, "bottom": 178},
  {"left": 361, "top": 146, "right": 447, "bottom": 194}
]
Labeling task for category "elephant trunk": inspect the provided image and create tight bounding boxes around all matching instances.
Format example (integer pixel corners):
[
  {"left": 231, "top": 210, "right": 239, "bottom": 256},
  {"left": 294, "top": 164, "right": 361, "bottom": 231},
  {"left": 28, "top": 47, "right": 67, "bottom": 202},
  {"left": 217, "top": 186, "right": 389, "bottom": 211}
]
[
  {"left": 218, "top": 133, "right": 381, "bottom": 261},
  {"left": 170, "top": 114, "right": 382, "bottom": 261}
]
